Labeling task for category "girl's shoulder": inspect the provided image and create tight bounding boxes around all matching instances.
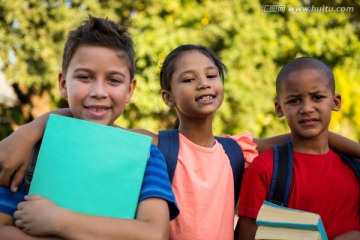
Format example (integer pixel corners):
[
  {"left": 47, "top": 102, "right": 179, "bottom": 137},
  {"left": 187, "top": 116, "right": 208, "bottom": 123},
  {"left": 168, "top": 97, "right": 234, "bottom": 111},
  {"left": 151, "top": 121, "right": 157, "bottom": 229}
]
[{"left": 224, "top": 132, "right": 258, "bottom": 168}]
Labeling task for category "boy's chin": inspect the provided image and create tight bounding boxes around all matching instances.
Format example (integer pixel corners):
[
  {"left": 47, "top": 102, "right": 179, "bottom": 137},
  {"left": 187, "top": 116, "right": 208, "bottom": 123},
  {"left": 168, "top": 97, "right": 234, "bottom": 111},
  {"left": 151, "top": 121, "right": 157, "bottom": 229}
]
[
  {"left": 293, "top": 130, "right": 328, "bottom": 140},
  {"left": 82, "top": 118, "right": 115, "bottom": 126}
]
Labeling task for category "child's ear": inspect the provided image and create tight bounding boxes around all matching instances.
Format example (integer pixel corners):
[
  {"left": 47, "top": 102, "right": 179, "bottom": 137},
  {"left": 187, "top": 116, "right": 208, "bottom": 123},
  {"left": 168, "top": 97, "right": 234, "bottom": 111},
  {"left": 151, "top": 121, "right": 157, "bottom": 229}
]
[
  {"left": 274, "top": 100, "right": 284, "bottom": 117},
  {"left": 58, "top": 73, "right": 68, "bottom": 99},
  {"left": 332, "top": 93, "right": 341, "bottom": 111},
  {"left": 162, "top": 90, "right": 175, "bottom": 107},
  {"left": 125, "top": 79, "right": 137, "bottom": 103}
]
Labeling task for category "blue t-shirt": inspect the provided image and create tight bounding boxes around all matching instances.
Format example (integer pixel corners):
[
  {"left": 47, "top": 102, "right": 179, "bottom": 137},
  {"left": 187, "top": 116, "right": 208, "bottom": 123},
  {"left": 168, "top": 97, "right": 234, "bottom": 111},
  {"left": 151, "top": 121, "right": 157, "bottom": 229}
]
[
  {"left": 139, "top": 144, "right": 179, "bottom": 220},
  {"left": 0, "top": 182, "right": 26, "bottom": 216},
  {"left": 0, "top": 144, "right": 179, "bottom": 220}
]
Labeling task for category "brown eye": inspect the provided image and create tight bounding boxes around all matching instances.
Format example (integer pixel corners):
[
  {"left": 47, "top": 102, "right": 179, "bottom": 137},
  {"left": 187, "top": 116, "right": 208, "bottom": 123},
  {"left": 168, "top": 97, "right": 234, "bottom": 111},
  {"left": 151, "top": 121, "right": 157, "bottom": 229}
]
[
  {"left": 313, "top": 95, "right": 324, "bottom": 101},
  {"left": 207, "top": 74, "right": 217, "bottom": 79},
  {"left": 108, "top": 78, "right": 121, "bottom": 84},
  {"left": 287, "top": 99, "right": 300, "bottom": 105},
  {"left": 183, "top": 78, "right": 194, "bottom": 83},
  {"left": 77, "top": 75, "right": 92, "bottom": 80}
]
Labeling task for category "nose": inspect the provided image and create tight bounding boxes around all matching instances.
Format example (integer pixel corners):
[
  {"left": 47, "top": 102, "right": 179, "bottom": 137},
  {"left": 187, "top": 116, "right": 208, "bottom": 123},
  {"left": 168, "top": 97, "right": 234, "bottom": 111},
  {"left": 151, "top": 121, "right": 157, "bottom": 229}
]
[
  {"left": 90, "top": 80, "right": 108, "bottom": 99},
  {"left": 300, "top": 99, "right": 314, "bottom": 114},
  {"left": 197, "top": 77, "right": 210, "bottom": 90}
]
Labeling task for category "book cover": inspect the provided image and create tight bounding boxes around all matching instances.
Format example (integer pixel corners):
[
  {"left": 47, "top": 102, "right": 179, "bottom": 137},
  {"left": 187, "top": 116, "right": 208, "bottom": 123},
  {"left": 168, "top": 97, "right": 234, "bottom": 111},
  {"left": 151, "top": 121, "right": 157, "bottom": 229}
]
[
  {"left": 29, "top": 114, "right": 152, "bottom": 219},
  {"left": 256, "top": 201, "right": 328, "bottom": 240}
]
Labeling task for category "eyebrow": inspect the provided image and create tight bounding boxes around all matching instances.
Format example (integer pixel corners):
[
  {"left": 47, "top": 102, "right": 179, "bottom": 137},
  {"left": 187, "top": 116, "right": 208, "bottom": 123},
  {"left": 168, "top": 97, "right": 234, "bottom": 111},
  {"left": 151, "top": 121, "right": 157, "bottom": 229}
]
[
  {"left": 179, "top": 66, "right": 218, "bottom": 75},
  {"left": 73, "top": 68, "right": 127, "bottom": 78},
  {"left": 73, "top": 68, "right": 94, "bottom": 74},
  {"left": 309, "top": 89, "right": 327, "bottom": 94},
  {"left": 284, "top": 93, "right": 300, "bottom": 99},
  {"left": 284, "top": 89, "right": 327, "bottom": 99}
]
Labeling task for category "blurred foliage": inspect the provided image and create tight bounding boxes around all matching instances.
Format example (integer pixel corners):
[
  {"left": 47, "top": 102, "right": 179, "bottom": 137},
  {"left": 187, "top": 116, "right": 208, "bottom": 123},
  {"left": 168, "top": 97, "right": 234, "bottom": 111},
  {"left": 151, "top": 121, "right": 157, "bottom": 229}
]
[{"left": 0, "top": 0, "right": 359, "bottom": 141}]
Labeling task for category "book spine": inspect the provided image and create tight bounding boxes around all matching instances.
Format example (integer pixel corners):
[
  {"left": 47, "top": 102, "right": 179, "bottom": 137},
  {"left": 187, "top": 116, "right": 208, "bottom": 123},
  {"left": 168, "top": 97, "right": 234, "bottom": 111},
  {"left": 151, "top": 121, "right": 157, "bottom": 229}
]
[
  {"left": 317, "top": 219, "right": 328, "bottom": 240},
  {"left": 256, "top": 220, "right": 318, "bottom": 230}
]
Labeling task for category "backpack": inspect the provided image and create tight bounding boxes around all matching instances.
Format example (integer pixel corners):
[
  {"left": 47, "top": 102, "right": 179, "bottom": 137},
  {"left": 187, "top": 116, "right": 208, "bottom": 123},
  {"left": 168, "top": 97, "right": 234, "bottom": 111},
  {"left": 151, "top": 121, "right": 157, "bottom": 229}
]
[
  {"left": 267, "top": 140, "right": 360, "bottom": 210},
  {"left": 25, "top": 140, "right": 42, "bottom": 194},
  {"left": 158, "top": 129, "right": 245, "bottom": 206}
]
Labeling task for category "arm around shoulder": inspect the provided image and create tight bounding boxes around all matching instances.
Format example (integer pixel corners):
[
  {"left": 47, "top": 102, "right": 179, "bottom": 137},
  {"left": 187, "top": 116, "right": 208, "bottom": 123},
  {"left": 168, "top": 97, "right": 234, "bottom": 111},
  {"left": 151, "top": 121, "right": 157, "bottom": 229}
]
[
  {"left": 0, "top": 108, "right": 73, "bottom": 190},
  {"left": 329, "top": 132, "right": 360, "bottom": 158},
  {"left": 255, "top": 132, "right": 360, "bottom": 158},
  {"left": 253, "top": 133, "right": 291, "bottom": 154}
]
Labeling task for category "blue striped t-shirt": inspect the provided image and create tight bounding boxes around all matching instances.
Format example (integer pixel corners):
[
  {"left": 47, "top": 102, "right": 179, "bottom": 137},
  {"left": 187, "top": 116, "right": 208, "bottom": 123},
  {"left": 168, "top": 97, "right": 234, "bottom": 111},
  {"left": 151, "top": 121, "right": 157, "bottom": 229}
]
[{"left": 139, "top": 144, "right": 179, "bottom": 220}]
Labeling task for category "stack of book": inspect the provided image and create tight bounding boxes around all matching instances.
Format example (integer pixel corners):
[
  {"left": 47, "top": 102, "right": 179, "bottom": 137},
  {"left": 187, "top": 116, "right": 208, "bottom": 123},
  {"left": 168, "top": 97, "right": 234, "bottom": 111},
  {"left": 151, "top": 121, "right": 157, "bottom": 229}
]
[{"left": 255, "top": 201, "right": 328, "bottom": 240}]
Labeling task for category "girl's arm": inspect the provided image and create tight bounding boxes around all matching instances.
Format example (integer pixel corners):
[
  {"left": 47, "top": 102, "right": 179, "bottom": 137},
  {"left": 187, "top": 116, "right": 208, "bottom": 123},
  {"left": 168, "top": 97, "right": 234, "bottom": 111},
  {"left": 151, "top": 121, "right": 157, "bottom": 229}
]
[
  {"left": 253, "top": 134, "right": 291, "bottom": 154},
  {"left": 15, "top": 195, "right": 169, "bottom": 240},
  {"left": 254, "top": 132, "right": 360, "bottom": 158},
  {"left": 328, "top": 132, "right": 360, "bottom": 158},
  {"left": 0, "top": 108, "right": 72, "bottom": 191}
]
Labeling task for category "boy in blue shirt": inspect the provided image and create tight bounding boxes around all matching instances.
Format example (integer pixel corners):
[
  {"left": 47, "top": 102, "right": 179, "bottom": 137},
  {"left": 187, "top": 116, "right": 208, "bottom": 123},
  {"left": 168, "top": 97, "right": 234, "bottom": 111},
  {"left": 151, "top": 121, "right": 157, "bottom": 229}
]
[{"left": 0, "top": 15, "right": 178, "bottom": 240}]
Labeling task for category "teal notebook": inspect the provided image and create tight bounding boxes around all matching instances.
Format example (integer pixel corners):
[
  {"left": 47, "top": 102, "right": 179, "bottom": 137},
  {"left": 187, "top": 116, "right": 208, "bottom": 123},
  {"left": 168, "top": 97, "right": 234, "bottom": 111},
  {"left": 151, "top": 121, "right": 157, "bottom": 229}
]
[
  {"left": 256, "top": 201, "right": 328, "bottom": 240},
  {"left": 29, "top": 114, "right": 152, "bottom": 219}
]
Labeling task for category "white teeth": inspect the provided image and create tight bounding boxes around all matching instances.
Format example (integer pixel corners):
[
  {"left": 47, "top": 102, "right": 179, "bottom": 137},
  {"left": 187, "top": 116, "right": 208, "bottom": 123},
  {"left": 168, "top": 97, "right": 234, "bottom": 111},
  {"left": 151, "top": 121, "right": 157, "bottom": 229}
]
[{"left": 198, "top": 96, "right": 213, "bottom": 101}]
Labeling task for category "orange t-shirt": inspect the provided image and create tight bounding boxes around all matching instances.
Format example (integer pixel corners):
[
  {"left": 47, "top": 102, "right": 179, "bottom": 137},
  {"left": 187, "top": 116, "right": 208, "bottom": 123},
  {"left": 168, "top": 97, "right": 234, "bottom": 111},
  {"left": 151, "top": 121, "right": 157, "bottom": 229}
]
[{"left": 169, "top": 133, "right": 257, "bottom": 240}]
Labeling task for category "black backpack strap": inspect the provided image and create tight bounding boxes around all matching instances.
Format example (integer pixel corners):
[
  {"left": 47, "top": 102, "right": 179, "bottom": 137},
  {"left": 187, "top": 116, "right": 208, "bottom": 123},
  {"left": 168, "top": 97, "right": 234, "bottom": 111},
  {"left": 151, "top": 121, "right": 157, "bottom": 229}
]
[
  {"left": 25, "top": 140, "right": 42, "bottom": 194},
  {"left": 158, "top": 130, "right": 180, "bottom": 183},
  {"left": 215, "top": 137, "right": 245, "bottom": 206},
  {"left": 268, "top": 140, "right": 294, "bottom": 207}
]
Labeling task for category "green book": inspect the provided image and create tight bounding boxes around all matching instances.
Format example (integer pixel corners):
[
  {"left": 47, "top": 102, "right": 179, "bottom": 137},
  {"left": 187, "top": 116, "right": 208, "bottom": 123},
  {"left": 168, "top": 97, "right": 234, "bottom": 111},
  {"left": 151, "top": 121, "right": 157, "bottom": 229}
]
[{"left": 29, "top": 114, "right": 152, "bottom": 219}]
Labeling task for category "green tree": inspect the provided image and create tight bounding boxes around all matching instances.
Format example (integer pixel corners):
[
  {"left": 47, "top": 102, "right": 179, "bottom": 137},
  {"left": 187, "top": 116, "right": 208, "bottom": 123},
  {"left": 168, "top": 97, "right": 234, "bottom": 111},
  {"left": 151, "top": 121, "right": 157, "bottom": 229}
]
[{"left": 1, "top": 0, "right": 359, "bottom": 141}]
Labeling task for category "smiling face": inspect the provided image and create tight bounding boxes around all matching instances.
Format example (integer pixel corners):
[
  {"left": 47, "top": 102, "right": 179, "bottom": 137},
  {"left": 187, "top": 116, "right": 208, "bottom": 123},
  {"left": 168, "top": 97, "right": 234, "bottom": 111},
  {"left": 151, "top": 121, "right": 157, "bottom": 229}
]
[
  {"left": 59, "top": 45, "right": 136, "bottom": 126},
  {"left": 275, "top": 68, "right": 341, "bottom": 141},
  {"left": 162, "top": 50, "right": 224, "bottom": 121}
]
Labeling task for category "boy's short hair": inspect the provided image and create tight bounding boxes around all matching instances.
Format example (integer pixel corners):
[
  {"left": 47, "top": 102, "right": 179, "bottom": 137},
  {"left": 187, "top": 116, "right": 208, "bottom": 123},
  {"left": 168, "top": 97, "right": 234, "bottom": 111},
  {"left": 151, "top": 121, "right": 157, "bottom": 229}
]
[
  {"left": 276, "top": 57, "right": 335, "bottom": 96},
  {"left": 62, "top": 15, "right": 135, "bottom": 80}
]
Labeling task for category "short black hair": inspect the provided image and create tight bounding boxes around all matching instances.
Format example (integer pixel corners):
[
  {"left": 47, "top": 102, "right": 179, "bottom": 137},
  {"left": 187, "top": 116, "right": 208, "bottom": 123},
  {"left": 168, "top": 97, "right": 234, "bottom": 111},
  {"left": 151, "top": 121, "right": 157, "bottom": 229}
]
[
  {"left": 276, "top": 57, "right": 334, "bottom": 96},
  {"left": 62, "top": 15, "right": 135, "bottom": 80}
]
